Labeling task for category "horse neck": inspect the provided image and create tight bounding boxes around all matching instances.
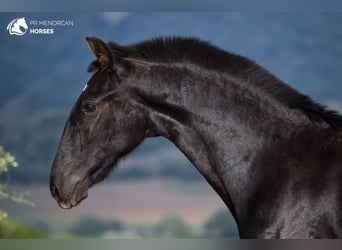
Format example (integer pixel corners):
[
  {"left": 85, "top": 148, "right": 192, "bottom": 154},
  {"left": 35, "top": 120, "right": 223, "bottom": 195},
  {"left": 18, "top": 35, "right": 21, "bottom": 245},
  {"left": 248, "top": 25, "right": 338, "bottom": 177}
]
[{"left": 126, "top": 62, "right": 308, "bottom": 224}]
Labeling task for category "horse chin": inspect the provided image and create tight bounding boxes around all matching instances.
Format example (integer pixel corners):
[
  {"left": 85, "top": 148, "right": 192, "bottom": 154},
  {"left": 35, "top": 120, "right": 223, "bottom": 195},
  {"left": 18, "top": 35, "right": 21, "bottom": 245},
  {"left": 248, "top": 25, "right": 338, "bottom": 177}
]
[
  {"left": 57, "top": 159, "right": 117, "bottom": 209},
  {"left": 58, "top": 183, "right": 89, "bottom": 209}
]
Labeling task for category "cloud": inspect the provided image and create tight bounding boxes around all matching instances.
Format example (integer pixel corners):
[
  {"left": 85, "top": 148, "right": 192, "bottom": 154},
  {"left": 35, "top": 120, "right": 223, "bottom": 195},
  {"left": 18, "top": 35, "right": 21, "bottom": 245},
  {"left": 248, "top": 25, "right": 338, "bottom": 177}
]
[{"left": 101, "top": 12, "right": 129, "bottom": 25}]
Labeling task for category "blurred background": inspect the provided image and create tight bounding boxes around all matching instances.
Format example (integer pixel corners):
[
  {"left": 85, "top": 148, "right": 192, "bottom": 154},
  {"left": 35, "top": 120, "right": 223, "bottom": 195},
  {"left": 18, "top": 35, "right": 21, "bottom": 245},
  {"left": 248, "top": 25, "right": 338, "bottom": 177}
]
[{"left": 0, "top": 12, "right": 342, "bottom": 238}]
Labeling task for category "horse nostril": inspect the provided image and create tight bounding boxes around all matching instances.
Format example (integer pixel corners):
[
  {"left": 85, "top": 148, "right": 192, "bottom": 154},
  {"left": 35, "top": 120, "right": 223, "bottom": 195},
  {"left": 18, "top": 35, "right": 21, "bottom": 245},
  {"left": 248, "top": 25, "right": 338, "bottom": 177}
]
[{"left": 50, "top": 183, "right": 60, "bottom": 202}]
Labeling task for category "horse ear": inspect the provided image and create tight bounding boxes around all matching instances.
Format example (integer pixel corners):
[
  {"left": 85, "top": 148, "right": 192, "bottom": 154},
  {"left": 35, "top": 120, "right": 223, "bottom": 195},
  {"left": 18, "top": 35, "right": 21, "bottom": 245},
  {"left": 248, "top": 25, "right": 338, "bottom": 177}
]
[{"left": 86, "top": 36, "right": 114, "bottom": 70}]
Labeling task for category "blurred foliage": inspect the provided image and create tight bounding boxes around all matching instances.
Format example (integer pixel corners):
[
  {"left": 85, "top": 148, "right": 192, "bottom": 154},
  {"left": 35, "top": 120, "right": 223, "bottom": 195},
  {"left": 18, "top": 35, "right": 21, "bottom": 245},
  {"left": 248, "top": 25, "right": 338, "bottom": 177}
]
[
  {"left": 154, "top": 215, "right": 194, "bottom": 238},
  {"left": 0, "top": 146, "right": 33, "bottom": 221},
  {"left": 69, "top": 216, "right": 124, "bottom": 237},
  {"left": 65, "top": 212, "right": 237, "bottom": 238},
  {"left": 202, "top": 209, "right": 238, "bottom": 238},
  {"left": 30, "top": 220, "right": 51, "bottom": 234},
  {"left": 66, "top": 215, "right": 193, "bottom": 238},
  {"left": 0, "top": 217, "right": 49, "bottom": 238},
  {"left": 0, "top": 145, "right": 18, "bottom": 171},
  {"left": 0, "top": 146, "right": 33, "bottom": 219},
  {"left": 0, "top": 146, "right": 47, "bottom": 238}
]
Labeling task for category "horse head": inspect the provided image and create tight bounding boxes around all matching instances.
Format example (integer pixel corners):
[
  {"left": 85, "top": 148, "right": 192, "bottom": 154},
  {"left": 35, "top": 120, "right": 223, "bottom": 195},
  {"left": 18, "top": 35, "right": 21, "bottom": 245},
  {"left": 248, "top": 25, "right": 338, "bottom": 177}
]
[
  {"left": 7, "top": 17, "right": 28, "bottom": 35},
  {"left": 50, "top": 37, "right": 149, "bottom": 209}
]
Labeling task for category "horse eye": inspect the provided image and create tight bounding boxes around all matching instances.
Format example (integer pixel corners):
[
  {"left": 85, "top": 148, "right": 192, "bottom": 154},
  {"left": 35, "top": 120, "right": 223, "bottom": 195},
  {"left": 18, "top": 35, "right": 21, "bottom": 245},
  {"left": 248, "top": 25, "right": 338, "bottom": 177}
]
[{"left": 84, "top": 103, "right": 96, "bottom": 113}]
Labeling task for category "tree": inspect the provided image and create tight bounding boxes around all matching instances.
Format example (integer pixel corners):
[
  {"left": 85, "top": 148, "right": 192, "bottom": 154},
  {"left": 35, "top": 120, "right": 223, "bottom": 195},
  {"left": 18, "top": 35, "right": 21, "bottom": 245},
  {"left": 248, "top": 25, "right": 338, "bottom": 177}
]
[
  {"left": 155, "top": 215, "right": 193, "bottom": 238},
  {"left": 202, "top": 210, "right": 238, "bottom": 238},
  {"left": 70, "top": 216, "right": 124, "bottom": 236}
]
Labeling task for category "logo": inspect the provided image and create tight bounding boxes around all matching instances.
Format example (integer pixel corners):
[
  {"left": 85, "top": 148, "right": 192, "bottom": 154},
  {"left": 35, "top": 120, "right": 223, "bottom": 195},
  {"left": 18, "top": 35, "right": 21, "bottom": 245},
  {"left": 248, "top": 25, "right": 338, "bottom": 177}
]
[
  {"left": 7, "top": 17, "right": 28, "bottom": 36},
  {"left": 6, "top": 17, "right": 74, "bottom": 36}
]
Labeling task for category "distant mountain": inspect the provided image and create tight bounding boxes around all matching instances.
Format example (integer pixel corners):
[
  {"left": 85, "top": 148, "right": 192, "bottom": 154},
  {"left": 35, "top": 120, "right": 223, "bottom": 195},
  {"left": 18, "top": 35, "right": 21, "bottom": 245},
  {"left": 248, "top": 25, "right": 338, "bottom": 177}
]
[{"left": 1, "top": 13, "right": 342, "bottom": 182}]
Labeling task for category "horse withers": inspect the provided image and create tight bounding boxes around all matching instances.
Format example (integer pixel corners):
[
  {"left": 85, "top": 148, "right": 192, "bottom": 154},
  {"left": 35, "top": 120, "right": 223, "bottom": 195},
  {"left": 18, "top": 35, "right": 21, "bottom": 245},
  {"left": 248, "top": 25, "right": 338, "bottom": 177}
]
[{"left": 50, "top": 36, "right": 342, "bottom": 238}]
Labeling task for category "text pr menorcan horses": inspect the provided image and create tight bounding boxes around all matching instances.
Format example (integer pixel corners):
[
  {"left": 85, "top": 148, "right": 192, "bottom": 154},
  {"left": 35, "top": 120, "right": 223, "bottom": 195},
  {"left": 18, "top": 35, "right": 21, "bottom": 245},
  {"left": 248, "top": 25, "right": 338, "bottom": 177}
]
[{"left": 50, "top": 36, "right": 342, "bottom": 238}]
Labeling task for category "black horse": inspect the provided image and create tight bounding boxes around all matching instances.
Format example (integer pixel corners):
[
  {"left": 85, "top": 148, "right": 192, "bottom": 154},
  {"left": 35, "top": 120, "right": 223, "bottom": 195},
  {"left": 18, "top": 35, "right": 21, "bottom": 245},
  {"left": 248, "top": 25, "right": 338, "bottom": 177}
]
[{"left": 50, "top": 36, "right": 342, "bottom": 238}]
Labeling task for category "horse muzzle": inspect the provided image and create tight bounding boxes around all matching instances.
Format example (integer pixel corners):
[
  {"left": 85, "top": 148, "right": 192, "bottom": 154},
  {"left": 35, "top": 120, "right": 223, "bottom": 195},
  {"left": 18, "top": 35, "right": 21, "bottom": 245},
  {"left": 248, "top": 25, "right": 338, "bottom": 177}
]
[{"left": 50, "top": 175, "right": 89, "bottom": 209}]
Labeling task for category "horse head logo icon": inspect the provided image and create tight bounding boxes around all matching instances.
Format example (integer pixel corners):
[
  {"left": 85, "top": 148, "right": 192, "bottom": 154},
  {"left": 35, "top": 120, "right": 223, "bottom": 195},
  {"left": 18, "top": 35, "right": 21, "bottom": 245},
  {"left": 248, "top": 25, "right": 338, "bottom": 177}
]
[{"left": 7, "top": 17, "right": 28, "bottom": 36}]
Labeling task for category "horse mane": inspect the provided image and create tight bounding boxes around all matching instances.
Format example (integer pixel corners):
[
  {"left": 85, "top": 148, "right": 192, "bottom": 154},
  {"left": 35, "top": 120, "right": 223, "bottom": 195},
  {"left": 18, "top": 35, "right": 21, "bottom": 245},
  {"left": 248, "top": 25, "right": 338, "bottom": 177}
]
[{"left": 105, "top": 36, "right": 342, "bottom": 129}]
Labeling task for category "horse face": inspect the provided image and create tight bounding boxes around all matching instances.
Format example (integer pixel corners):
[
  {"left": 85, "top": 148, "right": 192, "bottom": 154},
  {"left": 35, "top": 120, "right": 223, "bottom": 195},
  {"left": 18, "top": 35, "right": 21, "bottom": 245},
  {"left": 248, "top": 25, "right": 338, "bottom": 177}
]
[
  {"left": 18, "top": 18, "right": 28, "bottom": 29},
  {"left": 50, "top": 37, "right": 147, "bottom": 209}
]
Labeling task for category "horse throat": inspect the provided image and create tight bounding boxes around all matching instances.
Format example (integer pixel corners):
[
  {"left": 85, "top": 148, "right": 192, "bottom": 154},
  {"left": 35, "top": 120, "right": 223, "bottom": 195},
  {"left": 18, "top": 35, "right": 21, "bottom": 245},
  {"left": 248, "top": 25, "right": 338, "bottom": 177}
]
[{"left": 137, "top": 89, "right": 239, "bottom": 218}]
